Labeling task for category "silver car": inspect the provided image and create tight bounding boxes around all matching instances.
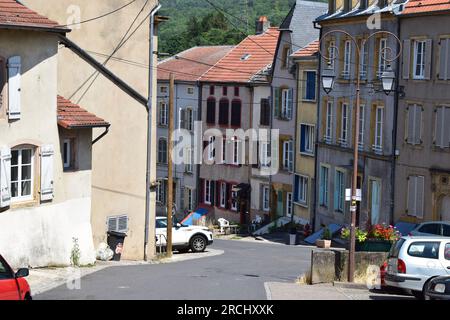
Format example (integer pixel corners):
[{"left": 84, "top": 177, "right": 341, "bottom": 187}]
[
  {"left": 385, "top": 236, "right": 450, "bottom": 299},
  {"left": 410, "top": 221, "right": 450, "bottom": 237}
]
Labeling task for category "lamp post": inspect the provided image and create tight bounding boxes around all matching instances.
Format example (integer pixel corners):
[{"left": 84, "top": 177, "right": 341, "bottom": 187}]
[{"left": 319, "top": 30, "right": 401, "bottom": 282}]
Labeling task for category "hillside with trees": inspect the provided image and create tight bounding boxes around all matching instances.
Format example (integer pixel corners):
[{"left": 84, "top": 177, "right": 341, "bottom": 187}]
[{"left": 158, "top": 0, "right": 299, "bottom": 55}]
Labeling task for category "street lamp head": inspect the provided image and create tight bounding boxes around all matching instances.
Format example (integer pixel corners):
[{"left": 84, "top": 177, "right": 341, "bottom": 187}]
[
  {"left": 322, "top": 68, "right": 335, "bottom": 94},
  {"left": 381, "top": 65, "right": 395, "bottom": 96}
]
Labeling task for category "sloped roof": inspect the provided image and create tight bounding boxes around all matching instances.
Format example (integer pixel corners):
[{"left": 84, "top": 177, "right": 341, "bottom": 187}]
[
  {"left": 158, "top": 46, "right": 234, "bottom": 82},
  {"left": 200, "top": 27, "right": 280, "bottom": 83},
  {"left": 57, "top": 96, "right": 109, "bottom": 129},
  {"left": 402, "top": 0, "right": 450, "bottom": 14},
  {"left": 292, "top": 40, "right": 319, "bottom": 58},
  {"left": 0, "top": 0, "right": 68, "bottom": 32}
]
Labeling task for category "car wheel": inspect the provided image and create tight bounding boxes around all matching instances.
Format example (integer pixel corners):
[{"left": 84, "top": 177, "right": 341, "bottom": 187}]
[
  {"left": 190, "top": 235, "right": 207, "bottom": 253},
  {"left": 412, "top": 290, "right": 424, "bottom": 300}
]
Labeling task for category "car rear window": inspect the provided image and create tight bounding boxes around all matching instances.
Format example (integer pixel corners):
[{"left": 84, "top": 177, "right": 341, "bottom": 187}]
[
  {"left": 407, "top": 242, "right": 440, "bottom": 259},
  {"left": 443, "top": 225, "right": 450, "bottom": 237},
  {"left": 389, "top": 238, "right": 406, "bottom": 258},
  {"left": 418, "top": 224, "right": 441, "bottom": 235}
]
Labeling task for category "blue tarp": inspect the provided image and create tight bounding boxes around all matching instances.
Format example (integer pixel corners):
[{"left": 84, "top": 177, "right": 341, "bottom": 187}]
[
  {"left": 394, "top": 222, "right": 418, "bottom": 237},
  {"left": 305, "top": 224, "right": 343, "bottom": 244},
  {"left": 181, "top": 208, "right": 209, "bottom": 226}
]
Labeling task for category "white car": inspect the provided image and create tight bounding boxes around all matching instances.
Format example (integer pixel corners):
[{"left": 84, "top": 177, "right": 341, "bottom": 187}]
[
  {"left": 385, "top": 236, "right": 450, "bottom": 299},
  {"left": 155, "top": 217, "right": 213, "bottom": 253}
]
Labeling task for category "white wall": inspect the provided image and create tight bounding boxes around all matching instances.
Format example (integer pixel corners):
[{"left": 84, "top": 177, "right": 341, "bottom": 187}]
[{"left": 0, "top": 198, "right": 95, "bottom": 268}]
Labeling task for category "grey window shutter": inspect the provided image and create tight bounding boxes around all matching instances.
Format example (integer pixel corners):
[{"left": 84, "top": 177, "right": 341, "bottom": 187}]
[
  {"left": 414, "top": 106, "right": 422, "bottom": 144},
  {"left": 402, "top": 40, "right": 411, "bottom": 80},
  {"left": 446, "top": 39, "right": 450, "bottom": 81},
  {"left": 416, "top": 176, "right": 425, "bottom": 219},
  {"left": 436, "top": 107, "right": 444, "bottom": 147},
  {"left": 287, "top": 89, "right": 294, "bottom": 120},
  {"left": 406, "top": 176, "right": 416, "bottom": 216},
  {"left": 424, "top": 39, "right": 433, "bottom": 80},
  {"left": 179, "top": 109, "right": 186, "bottom": 129},
  {"left": 0, "top": 147, "right": 12, "bottom": 208},
  {"left": 274, "top": 88, "right": 280, "bottom": 117},
  {"left": 7, "top": 56, "right": 21, "bottom": 120},
  {"left": 40, "top": 144, "right": 54, "bottom": 201},
  {"left": 438, "top": 39, "right": 448, "bottom": 80},
  {"left": 407, "top": 105, "right": 415, "bottom": 144},
  {"left": 446, "top": 107, "right": 450, "bottom": 147}
]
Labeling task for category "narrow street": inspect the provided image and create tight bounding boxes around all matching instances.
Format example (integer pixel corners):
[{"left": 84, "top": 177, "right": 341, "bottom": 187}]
[{"left": 35, "top": 240, "right": 312, "bottom": 300}]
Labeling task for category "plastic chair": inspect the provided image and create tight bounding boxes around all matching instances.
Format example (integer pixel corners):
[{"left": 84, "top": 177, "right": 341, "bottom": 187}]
[{"left": 217, "top": 218, "right": 230, "bottom": 234}]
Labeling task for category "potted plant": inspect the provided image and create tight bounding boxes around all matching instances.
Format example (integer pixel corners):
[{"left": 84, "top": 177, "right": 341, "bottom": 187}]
[
  {"left": 340, "top": 224, "right": 400, "bottom": 252},
  {"left": 316, "top": 227, "right": 332, "bottom": 249}
]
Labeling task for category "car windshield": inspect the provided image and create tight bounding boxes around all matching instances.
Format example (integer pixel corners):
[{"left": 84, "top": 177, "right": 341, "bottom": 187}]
[
  {"left": 0, "top": 257, "right": 12, "bottom": 280},
  {"left": 418, "top": 223, "right": 441, "bottom": 235},
  {"left": 389, "top": 238, "right": 405, "bottom": 258},
  {"left": 156, "top": 218, "right": 184, "bottom": 229}
]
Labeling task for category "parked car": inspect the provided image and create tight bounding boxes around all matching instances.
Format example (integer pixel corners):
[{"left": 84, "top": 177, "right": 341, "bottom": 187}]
[
  {"left": 0, "top": 255, "right": 31, "bottom": 300},
  {"left": 385, "top": 236, "right": 450, "bottom": 299},
  {"left": 155, "top": 217, "right": 213, "bottom": 253},
  {"left": 410, "top": 221, "right": 450, "bottom": 237},
  {"left": 424, "top": 276, "right": 450, "bottom": 300}
]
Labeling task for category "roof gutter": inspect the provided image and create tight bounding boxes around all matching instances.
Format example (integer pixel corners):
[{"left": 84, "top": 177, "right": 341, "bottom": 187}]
[
  {"left": 58, "top": 35, "right": 148, "bottom": 108},
  {"left": 0, "top": 24, "right": 70, "bottom": 34}
]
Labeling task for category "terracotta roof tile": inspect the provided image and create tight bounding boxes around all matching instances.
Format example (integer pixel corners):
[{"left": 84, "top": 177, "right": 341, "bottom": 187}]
[
  {"left": 57, "top": 96, "right": 109, "bottom": 129},
  {"left": 292, "top": 40, "right": 319, "bottom": 58},
  {"left": 0, "top": 0, "right": 67, "bottom": 32},
  {"left": 200, "top": 27, "right": 280, "bottom": 83},
  {"left": 158, "top": 46, "right": 234, "bottom": 82},
  {"left": 402, "top": 0, "right": 450, "bottom": 14}
]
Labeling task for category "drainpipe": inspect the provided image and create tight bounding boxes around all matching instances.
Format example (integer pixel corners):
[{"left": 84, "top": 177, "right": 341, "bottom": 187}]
[
  {"left": 390, "top": 18, "right": 401, "bottom": 226},
  {"left": 144, "top": 3, "right": 161, "bottom": 262},
  {"left": 92, "top": 125, "right": 110, "bottom": 145}
]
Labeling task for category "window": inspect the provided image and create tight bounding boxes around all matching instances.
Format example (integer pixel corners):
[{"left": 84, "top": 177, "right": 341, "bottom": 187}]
[
  {"left": 11, "top": 148, "right": 33, "bottom": 202},
  {"left": 300, "top": 124, "right": 315, "bottom": 155},
  {"left": 63, "top": 138, "right": 74, "bottom": 170},
  {"left": 303, "top": 71, "right": 316, "bottom": 101},
  {"left": 262, "top": 186, "right": 270, "bottom": 211},
  {"left": 407, "top": 175, "right": 425, "bottom": 218},
  {"left": 234, "top": 87, "right": 240, "bottom": 97},
  {"left": 374, "top": 106, "right": 384, "bottom": 152},
  {"left": 408, "top": 242, "right": 440, "bottom": 259},
  {"left": 231, "top": 100, "right": 242, "bottom": 127},
  {"left": 218, "top": 98, "right": 229, "bottom": 125},
  {"left": 231, "top": 185, "right": 238, "bottom": 211},
  {"left": 159, "top": 102, "right": 168, "bottom": 126},
  {"left": 108, "top": 215, "right": 128, "bottom": 233},
  {"left": 359, "top": 104, "right": 365, "bottom": 149},
  {"left": 286, "top": 192, "right": 293, "bottom": 216},
  {"left": 208, "top": 136, "right": 216, "bottom": 161},
  {"left": 294, "top": 175, "right": 308, "bottom": 205},
  {"left": 360, "top": 41, "right": 368, "bottom": 79},
  {"left": 283, "top": 140, "right": 293, "bottom": 171},
  {"left": 158, "top": 138, "right": 167, "bottom": 164},
  {"left": 204, "top": 180, "right": 212, "bottom": 205},
  {"left": 339, "top": 103, "right": 349, "bottom": 146},
  {"left": 186, "top": 188, "right": 194, "bottom": 211},
  {"left": 413, "top": 40, "right": 426, "bottom": 79},
  {"left": 185, "top": 108, "right": 194, "bottom": 131},
  {"left": 222, "top": 86, "right": 228, "bottom": 96},
  {"left": 220, "top": 182, "right": 227, "bottom": 208},
  {"left": 260, "top": 98, "right": 270, "bottom": 126},
  {"left": 160, "top": 86, "right": 167, "bottom": 94},
  {"left": 156, "top": 180, "right": 166, "bottom": 204},
  {"left": 232, "top": 138, "right": 240, "bottom": 165},
  {"left": 407, "top": 104, "right": 422, "bottom": 145},
  {"left": 378, "top": 38, "right": 387, "bottom": 77},
  {"left": 282, "top": 46, "right": 290, "bottom": 68},
  {"left": 418, "top": 224, "right": 442, "bottom": 236},
  {"left": 281, "top": 88, "right": 293, "bottom": 120},
  {"left": 325, "top": 101, "right": 333, "bottom": 143},
  {"left": 260, "top": 142, "right": 270, "bottom": 168},
  {"left": 334, "top": 170, "right": 345, "bottom": 212},
  {"left": 343, "top": 40, "right": 351, "bottom": 78},
  {"left": 221, "top": 139, "right": 227, "bottom": 164},
  {"left": 187, "top": 87, "right": 194, "bottom": 95},
  {"left": 328, "top": 40, "right": 336, "bottom": 70},
  {"left": 319, "top": 166, "right": 329, "bottom": 207},
  {"left": 185, "top": 147, "right": 193, "bottom": 173},
  {"left": 435, "top": 106, "right": 450, "bottom": 148},
  {"left": 209, "top": 85, "right": 215, "bottom": 96},
  {"left": 206, "top": 98, "right": 216, "bottom": 124}
]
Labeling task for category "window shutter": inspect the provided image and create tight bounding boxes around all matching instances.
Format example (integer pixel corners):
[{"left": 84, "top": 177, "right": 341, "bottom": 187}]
[
  {"left": 406, "top": 176, "right": 416, "bottom": 216},
  {"left": 288, "top": 141, "right": 293, "bottom": 171},
  {"left": 226, "top": 183, "right": 231, "bottom": 210},
  {"left": 231, "top": 100, "right": 241, "bottom": 127},
  {"left": 424, "top": 39, "right": 433, "bottom": 80},
  {"left": 446, "top": 39, "right": 450, "bottom": 81},
  {"left": 446, "top": 107, "right": 450, "bottom": 147},
  {"left": 416, "top": 176, "right": 424, "bottom": 219},
  {"left": 402, "top": 40, "right": 411, "bottom": 80},
  {"left": 0, "top": 147, "right": 11, "bottom": 208},
  {"left": 334, "top": 171, "right": 340, "bottom": 211},
  {"left": 300, "top": 125, "right": 306, "bottom": 152},
  {"left": 40, "top": 145, "right": 54, "bottom": 201},
  {"left": 179, "top": 109, "right": 186, "bottom": 129},
  {"left": 287, "top": 89, "right": 293, "bottom": 120},
  {"left": 407, "top": 105, "right": 415, "bottom": 144},
  {"left": 414, "top": 106, "right": 422, "bottom": 144},
  {"left": 435, "top": 107, "right": 444, "bottom": 147},
  {"left": 199, "top": 179, "right": 205, "bottom": 204},
  {"left": 438, "top": 39, "right": 448, "bottom": 80},
  {"left": 274, "top": 88, "right": 280, "bottom": 117},
  {"left": 7, "top": 56, "right": 21, "bottom": 120},
  {"left": 206, "top": 99, "right": 216, "bottom": 124},
  {"left": 294, "top": 175, "right": 299, "bottom": 203},
  {"left": 210, "top": 181, "right": 215, "bottom": 206}
]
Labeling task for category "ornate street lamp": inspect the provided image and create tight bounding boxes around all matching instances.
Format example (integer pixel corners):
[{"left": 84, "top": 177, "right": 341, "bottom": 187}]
[
  {"left": 322, "top": 68, "right": 336, "bottom": 94},
  {"left": 381, "top": 65, "right": 396, "bottom": 95}
]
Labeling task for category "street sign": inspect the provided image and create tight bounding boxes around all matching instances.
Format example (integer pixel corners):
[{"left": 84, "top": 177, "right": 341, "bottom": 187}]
[{"left": 346, "top": 189, "right": 362, "bottom": 202}]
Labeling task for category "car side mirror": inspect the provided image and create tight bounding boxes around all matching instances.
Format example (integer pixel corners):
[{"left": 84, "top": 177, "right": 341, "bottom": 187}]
[
  {"left": 176, "top": 223, "right": 182, "bottom": 229},
  {"left": 15, "top": 268, "right": 29, "bottom": 278}
]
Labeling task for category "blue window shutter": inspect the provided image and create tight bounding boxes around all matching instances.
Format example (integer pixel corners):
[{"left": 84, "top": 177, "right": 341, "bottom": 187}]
[
  {"left": 306, "top": 72, "right": 316, "bottom": 100},
  {"left": 300, "top": 125, "right": 306, "bottom": 153},
  {"left": 294, "top": 175, "right": 300, "bottom": 203},
  {"left": 274, "top": 88, "right": 280, "bottom": 117}
]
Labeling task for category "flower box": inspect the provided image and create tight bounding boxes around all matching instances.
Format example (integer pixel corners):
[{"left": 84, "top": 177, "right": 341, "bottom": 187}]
[
  {"left": 316, "top": 239, "right": 332, "bottom": 249},
  {"left": 355, "top": 239, "right": 393, "bottom": 252}
]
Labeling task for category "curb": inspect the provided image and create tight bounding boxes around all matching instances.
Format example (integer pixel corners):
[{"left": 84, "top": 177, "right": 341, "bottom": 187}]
[
  {"left": 333, "top": 281, "right": 368, "bottom": 290},
  {"left": 264, "top": 282, "right": 273, "bottom": 300}
]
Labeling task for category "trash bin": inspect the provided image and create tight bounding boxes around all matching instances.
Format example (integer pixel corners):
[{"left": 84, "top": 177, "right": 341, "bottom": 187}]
[
  {"left": 107, "top": 231, "right": 127, "bottom": 261},
  {"left": 288, "top": 227, "right": 297, "bottom": 245}
]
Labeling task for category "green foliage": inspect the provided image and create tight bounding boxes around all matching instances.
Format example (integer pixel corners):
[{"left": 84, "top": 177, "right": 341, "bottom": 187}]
[
  {"left": 321, "top": 227, "right": 332, "bottom": 240},
  {"left": 70, "top": 237, "right": 81, "bottom": 267},
  {"left": 159, "top": 0, "right": 329, "bottom": 55}
]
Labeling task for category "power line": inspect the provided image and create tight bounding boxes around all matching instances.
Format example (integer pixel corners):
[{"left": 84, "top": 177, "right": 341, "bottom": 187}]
[{"left": 61, "top": 0, "right": 138, "bottom": 27}]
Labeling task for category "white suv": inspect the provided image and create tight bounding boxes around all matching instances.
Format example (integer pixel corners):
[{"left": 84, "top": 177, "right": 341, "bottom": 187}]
[
  {"left": 385, "top": 236, "right": 450, "bottom": 299},
  {"left": 155, "top": 217, "right": 213, "bottom": 253}
]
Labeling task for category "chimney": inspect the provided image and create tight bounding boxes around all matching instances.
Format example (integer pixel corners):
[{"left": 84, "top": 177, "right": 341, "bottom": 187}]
[
  {"left": 328, "top": 0, "right": 336, "bottom": 14},
  {"left": 255, "top": 16, "right": 270, "bottom": 35}
]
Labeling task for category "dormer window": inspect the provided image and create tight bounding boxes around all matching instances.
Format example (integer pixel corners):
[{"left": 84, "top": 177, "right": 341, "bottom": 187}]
[{"left": 240, "top": 54, "right": 251, "bottom": 61}]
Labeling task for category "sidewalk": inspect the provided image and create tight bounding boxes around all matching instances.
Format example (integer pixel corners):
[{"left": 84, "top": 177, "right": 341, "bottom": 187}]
[
  {"left": 264, "top": 282, "right": 415, "bottom": 300},
  {"left": 28, "top": 248, "right": 224, "bottom": 296}
]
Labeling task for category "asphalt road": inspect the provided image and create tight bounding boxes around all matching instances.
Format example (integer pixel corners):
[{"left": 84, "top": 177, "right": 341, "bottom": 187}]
[{"left": 36, "top": 239, "right": 312, "bottom": 300}]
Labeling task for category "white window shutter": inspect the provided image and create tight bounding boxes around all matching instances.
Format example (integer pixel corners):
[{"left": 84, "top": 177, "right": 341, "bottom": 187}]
[
  {"left": 402, "top": 40, "right": 411, "bottom": 80},
  {"left": 7, "top": 56, "right": 21, "bottom": 120},
  {"left": 40, "top": 144, "right": 54, "bottom": 201},
  {"left": 424, "top": 39, "right": 433, "bottom": 80},
  {"left": 435, "top": 107, "right": 444, "bottom": 147},
  {"left": 0, "top": 147, "right": 12, "bottom": 208},
  {"left": 287, "top": 89, "right": 293, "bottom": 120},
  {"left": 438, "top": 39, "right": 448, "bottom": 80},
  {"left": 416, "top": 176, "right": 425, "bottom": 219}
]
